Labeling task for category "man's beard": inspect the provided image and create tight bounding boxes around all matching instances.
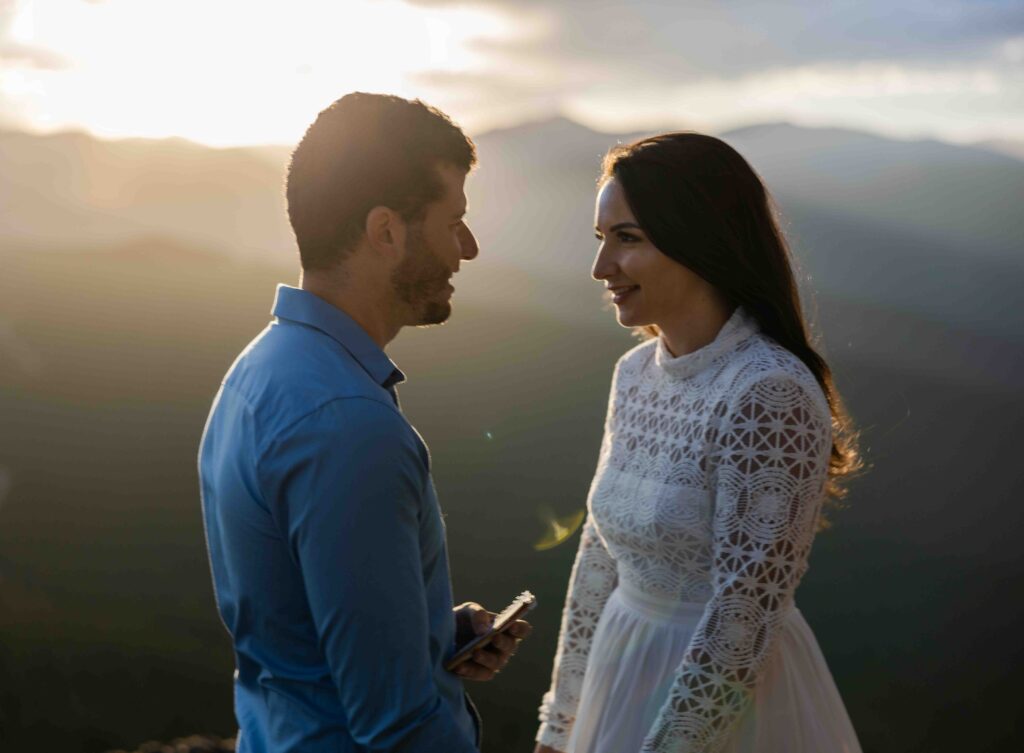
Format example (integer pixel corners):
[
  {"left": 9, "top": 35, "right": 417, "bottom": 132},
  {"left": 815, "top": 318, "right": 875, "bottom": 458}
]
[{"left": 390, "top": 225, "right": 453, "bottom": 326}]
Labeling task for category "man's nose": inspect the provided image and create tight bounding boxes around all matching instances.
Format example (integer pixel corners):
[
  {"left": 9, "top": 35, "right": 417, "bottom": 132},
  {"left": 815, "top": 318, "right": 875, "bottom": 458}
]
[{"left": 459, "top": 224, "right": 479, "bottom": 261}]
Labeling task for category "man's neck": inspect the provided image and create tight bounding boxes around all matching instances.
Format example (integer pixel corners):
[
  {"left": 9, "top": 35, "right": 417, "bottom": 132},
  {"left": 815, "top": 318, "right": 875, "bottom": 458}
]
[{"left": 299, "top": 270, "right": 402, "bottom": 349}]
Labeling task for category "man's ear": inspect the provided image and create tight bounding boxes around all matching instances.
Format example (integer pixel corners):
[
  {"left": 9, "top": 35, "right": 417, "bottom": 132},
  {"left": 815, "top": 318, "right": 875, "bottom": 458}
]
[{"left": 364, "top": 206, "right": 406, "bottom": 261}]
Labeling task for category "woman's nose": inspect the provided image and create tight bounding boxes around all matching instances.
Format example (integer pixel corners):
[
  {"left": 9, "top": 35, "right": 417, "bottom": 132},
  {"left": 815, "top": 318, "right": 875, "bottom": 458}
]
[{"left": 591, "top": 243, "right": 616, "bottom": 281}]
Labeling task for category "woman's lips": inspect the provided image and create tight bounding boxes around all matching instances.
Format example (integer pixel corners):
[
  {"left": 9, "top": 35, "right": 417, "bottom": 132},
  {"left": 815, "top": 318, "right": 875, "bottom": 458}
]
[{"left": 610, "top": 285, "right": 639, "bottom": 305}]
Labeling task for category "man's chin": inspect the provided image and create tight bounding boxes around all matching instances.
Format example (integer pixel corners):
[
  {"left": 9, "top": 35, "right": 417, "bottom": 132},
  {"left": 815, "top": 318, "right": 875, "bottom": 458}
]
[{"left": 415, "top": 301, "right": 452, "bottom": 327}]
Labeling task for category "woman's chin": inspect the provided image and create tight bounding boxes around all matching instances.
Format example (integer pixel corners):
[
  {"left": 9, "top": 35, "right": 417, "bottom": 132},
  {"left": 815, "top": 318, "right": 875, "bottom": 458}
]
[{"left": 614, "top": 305, "right": 644, "bottom": 328}]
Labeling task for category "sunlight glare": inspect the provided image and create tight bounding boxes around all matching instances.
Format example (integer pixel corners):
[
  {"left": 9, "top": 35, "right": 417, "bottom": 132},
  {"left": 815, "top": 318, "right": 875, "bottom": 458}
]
[
  {"left": 3, "top": 0, "right": 513, "bottom": 145},
  {"left": 8, "top": 0, "right": 35, "bottom": 42}
]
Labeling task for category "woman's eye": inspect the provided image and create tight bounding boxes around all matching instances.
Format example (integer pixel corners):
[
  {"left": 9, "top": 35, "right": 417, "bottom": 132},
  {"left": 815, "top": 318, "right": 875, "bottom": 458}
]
[{"left": 595, "top": 231, "right": 641, "bottom": 243}]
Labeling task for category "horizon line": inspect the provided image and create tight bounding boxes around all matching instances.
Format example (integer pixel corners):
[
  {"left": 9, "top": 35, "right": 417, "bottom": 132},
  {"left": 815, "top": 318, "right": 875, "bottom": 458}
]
[{"left": 2, "top": 113, "right": 1019, "bottom": 155}]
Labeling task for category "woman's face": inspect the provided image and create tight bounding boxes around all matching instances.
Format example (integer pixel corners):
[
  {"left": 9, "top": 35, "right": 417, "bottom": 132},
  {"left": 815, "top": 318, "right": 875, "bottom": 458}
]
[{"left": 592, "top": 177, "right": 716, "bottom": 331}]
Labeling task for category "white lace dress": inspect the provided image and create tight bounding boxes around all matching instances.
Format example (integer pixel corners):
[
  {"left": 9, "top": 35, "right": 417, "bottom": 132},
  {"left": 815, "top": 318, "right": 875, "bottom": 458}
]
[{"left": 537, "top": 309, "right": 862, "bottom": 753}]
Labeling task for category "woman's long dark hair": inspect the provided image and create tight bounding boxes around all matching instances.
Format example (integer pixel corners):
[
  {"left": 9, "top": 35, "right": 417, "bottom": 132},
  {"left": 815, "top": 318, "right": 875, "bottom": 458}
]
[{"left": 602, "top": 132, "right": 861, "bottom": 503}]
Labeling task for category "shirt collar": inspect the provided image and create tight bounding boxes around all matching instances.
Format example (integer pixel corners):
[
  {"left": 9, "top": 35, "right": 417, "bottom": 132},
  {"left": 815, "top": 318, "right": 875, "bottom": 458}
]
[{"left": 271, "top": 284, "right": 405, "bottom": 389}]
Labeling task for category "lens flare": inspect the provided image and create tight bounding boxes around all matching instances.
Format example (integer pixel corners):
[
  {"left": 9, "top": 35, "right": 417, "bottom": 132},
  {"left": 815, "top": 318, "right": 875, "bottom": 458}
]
[{"left": 533, "top": 506, "right": 585, "bottom": 551}]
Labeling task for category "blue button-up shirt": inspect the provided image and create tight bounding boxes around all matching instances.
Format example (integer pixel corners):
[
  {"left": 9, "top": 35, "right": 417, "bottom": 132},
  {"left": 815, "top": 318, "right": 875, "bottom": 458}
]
[{"left": 199, "top": 285, "right": 479, "bottom": 753}]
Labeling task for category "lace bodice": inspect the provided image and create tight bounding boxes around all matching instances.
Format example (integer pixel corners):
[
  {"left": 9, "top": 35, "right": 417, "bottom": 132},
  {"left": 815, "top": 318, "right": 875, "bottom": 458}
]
[{"left": 537, "top": 308, "right": 832, "bottom": 753}]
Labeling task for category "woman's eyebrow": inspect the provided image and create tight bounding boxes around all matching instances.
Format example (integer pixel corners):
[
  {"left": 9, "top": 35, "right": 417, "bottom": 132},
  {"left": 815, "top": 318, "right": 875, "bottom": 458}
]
[{"left": 609, "top": 222, "right": 642, "bottom": 232}]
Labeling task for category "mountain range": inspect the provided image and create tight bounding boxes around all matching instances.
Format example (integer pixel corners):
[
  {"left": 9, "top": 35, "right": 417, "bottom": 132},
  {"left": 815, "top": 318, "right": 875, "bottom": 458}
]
[{"left": 3, "top": 117, "right": 1022, "bottom": 380}]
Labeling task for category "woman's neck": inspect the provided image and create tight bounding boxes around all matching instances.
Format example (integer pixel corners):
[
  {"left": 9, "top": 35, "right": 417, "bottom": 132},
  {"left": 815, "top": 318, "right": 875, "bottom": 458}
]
[{"left": 658, "top": 298, "right": 736, "bottom": 357}]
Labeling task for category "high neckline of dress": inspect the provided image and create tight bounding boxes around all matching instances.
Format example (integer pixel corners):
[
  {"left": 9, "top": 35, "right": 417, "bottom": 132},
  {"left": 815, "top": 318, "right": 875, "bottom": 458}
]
[{"left": 654, "top": 307, "right": 760, "bottom": 380}]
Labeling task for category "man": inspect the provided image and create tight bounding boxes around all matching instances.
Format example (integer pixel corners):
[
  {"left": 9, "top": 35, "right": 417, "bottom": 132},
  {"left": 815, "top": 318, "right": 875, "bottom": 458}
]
[{"left": 199, "top": 92, "right": 530, "bottom": 752}]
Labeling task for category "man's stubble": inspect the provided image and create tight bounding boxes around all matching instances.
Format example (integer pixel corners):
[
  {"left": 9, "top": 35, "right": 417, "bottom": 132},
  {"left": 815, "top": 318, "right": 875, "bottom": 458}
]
[{"left": 391, "top": 223, "right": 453, "bottom": 327}]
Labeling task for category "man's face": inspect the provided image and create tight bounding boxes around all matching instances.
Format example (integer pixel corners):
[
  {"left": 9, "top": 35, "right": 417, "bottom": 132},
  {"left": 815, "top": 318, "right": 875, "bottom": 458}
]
[{"left": 391, "top": 163, "right": 479, "bottom": 326}]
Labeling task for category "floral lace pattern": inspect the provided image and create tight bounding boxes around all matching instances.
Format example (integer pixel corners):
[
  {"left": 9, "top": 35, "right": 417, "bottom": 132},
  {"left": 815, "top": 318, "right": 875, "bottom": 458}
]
[{"left": 537, "top": 309, "right": 832, "bottom": 752}]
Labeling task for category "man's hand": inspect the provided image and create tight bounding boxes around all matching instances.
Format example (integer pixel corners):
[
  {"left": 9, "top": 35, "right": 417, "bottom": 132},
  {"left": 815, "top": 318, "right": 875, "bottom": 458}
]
[{"left": 451, "top": 601, "right": 533, "bottom": 681}]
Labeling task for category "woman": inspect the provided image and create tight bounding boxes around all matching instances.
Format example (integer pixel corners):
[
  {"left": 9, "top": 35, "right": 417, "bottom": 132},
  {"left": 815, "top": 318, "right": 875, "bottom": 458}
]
[{"left": 534, "top": 133, "right": 863, "bottom": 753}]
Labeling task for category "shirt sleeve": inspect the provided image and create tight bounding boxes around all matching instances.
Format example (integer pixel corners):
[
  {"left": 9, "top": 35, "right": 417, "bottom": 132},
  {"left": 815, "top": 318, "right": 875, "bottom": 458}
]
[
  {"left": 641, "top": 373, "right": 832, "bottom": 753},
  {"left": 261, "top": 396, "right": 478, "bottom": 753}
]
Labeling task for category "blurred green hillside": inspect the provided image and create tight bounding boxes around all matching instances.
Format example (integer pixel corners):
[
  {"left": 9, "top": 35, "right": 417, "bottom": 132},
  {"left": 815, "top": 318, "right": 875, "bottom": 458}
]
[{"left": 0, "top": 240, "right": 636, "bottom": 751}]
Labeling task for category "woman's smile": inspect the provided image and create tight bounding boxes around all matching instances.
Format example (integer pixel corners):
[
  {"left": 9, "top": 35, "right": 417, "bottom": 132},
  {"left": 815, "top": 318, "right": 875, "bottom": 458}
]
[{"left": 607, "top": 284, "right": 640, "bottom": 305}]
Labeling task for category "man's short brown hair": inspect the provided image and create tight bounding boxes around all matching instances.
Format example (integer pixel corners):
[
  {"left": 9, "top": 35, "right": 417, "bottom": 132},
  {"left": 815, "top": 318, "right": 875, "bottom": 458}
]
[{"left": 286, "top": 92, "right": 477, "bottom": 270}]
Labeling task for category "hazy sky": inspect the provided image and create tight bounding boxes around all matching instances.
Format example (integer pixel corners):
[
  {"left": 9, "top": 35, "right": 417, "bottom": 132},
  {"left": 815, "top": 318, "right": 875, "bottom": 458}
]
[{"left": 1, "top": 0, "right": 1021, "bottom": 145}]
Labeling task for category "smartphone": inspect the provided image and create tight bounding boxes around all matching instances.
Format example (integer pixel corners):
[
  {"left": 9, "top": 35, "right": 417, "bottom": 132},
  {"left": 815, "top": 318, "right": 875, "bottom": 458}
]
[{"left": 445, "top": 591, "right": 537, "bottom": 671}]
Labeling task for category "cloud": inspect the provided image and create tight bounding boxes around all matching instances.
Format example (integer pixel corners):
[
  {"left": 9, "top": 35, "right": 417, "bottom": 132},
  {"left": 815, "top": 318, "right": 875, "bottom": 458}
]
[
  {"left": 400, "top": 0, "right": 1024, "bottom": 141},
  {"left": 412, "top": 67, "right": 582, "bottom": 131},
  {"left": 1, "top": 0, "right": 70, "bottom": 69},
  {"left": 1002, "top": 35, "right": 1024, "bottom": 63},
  {"left": 0, "top": 40, "right": 69, "bottom": 69},
  {"left": 404, "top": 0, "right": 1024, "bottom": 77}
]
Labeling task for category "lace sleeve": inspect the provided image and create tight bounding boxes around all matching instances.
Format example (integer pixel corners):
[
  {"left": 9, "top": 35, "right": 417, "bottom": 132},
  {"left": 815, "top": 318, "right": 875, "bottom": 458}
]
[
  {"left": 641, "top": 373, "right": 832, "bottom": 753},
  {"left": 536, "top": 514, "right": 619, "bottom": 750},
  {"left": 537, "top": 359, "right": 625, "bottom": 751}
]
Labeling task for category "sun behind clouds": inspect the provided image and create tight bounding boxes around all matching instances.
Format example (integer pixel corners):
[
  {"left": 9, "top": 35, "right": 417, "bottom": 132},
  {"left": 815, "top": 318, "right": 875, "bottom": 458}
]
[{"left": 0, "top": 0, "right": 511, "bottom": 146}]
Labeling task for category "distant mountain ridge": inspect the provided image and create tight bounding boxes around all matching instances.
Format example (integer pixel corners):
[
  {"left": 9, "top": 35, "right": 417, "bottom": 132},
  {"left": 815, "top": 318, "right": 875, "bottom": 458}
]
[
  {"left": 0, "top": 128, "right": 294, "bottom": 260},
  {"left": 976, "top": 138, "right": 1024, "bottom": 162},
  {"left": 2, "top": 118, "right": 1021, "bottom": 345},
  {"left": 721, "top": 121, "right": 1023, "bottom": 263}
]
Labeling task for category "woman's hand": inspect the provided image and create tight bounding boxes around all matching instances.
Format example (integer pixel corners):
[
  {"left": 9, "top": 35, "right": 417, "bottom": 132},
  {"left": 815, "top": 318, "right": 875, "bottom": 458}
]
[
  {"left": 533, "top": 745, "right": 562, "bottom": 753},
  {"left": 452, "top": 601, "right": 532, "bottom": 681}
]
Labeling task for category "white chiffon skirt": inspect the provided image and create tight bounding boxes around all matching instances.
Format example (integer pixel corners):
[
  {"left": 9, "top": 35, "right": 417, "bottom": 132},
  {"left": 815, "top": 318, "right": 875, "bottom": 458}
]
[{"left": 567, "top": 582, "right": 862, "bottom": 753}]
